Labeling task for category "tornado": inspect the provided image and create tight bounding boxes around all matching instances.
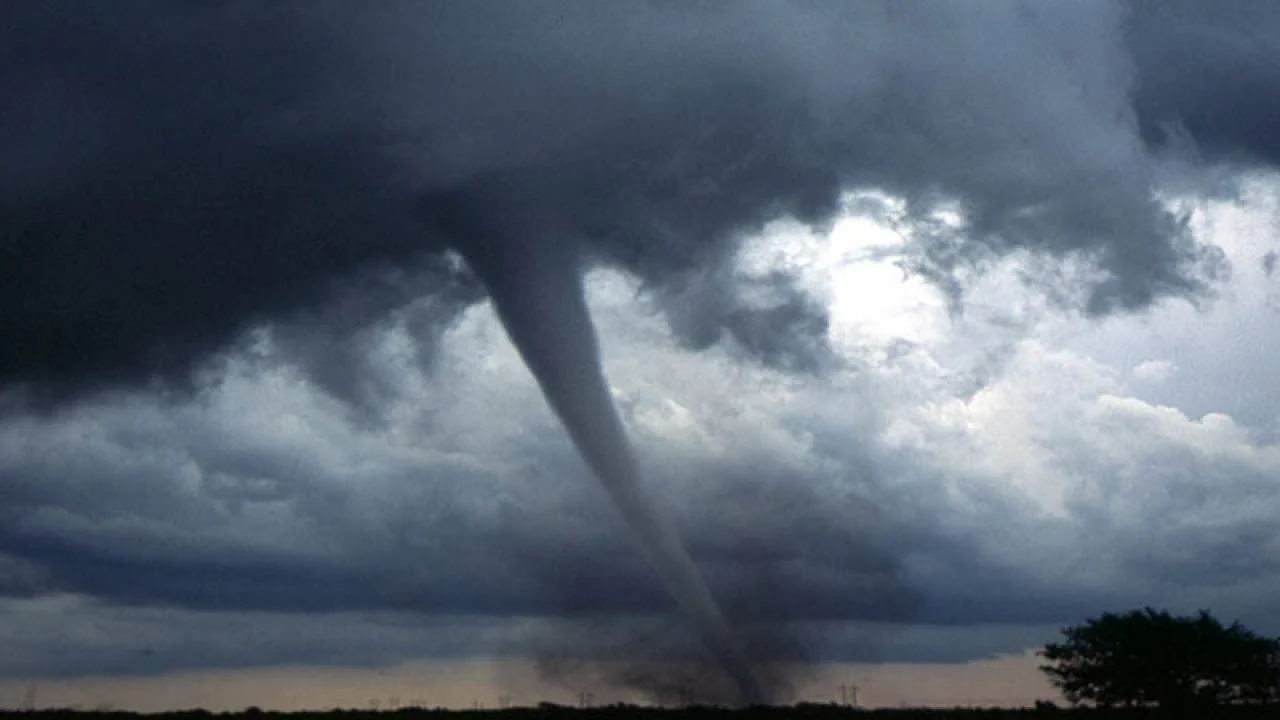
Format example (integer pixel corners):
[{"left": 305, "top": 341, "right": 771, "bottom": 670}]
[{"left": 452, "top": 224, "right": 763, "bottom": 705}]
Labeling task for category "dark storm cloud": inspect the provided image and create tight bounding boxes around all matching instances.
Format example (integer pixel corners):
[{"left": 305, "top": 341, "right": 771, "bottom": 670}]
[
  {"left": 264, "top": 255, "right": 483, "bottom": 414},
  {"left": 1128, "top": 1, "right": 1280, "bottom": 168},
  {"left": 657, "top": 268, "right": 833, "bottom": 372},
  {"left": 2, "top": 1, "right": 1235, "bottom": 402},
  {"left": 1, "top": 4, "right": 468, "bottom": 402}
]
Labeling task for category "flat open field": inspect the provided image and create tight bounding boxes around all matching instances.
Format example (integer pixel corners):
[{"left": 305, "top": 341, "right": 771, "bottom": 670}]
[{"left": 3, "top": 704, "right": 1279, "bottom": 720}]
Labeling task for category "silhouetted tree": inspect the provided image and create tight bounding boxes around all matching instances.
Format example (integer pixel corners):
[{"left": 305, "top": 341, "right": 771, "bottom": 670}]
[{"left": 1040, "top": 608, "right": 1280, "bottom": 710}]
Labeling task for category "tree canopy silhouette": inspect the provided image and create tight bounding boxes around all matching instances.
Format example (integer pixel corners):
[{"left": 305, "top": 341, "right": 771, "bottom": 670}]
[{"left": 1040, "top": 608, "right": 1280, "bottom": 710}]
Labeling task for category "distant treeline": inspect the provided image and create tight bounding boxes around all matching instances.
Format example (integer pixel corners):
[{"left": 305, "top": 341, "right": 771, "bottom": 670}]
[{"left": 3, "top": 703, "right": 1280, "bottom": 720}]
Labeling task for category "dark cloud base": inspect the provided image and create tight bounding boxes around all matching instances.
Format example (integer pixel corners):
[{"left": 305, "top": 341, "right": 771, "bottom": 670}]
[{"left": 6, "top": 2, "right": 1276, "bottom": 404}]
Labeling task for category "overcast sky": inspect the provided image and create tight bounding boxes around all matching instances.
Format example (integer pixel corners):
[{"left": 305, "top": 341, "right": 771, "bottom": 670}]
[{"left": 3, "top": 0, "right": 1280, "bottom": 709}]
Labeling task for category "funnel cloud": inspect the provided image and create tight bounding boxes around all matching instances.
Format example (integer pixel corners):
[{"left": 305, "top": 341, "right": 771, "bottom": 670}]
[{"left": 434, "top": 197, "right": 762, "bottom": 700}]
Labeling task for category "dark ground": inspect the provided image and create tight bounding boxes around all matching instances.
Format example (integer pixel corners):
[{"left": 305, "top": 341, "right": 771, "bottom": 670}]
[{"left": 3, "top": 703, "right": 1279, "bottom": 720}]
